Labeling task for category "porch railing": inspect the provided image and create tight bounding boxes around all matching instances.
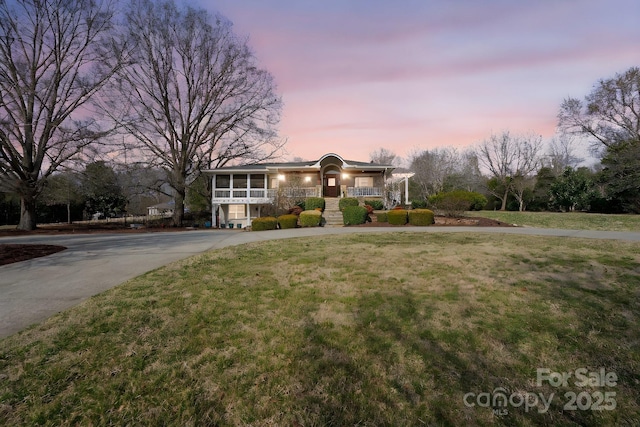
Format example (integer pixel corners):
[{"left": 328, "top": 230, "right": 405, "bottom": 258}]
[
  {"left": 213, "top": 187, "right": 318, "bottom": 200},
  {"left": 216, "top": 187, "right": 385, "bottom": 200},
  {"left": 214, "top": 189, "right": 269, "bottom": 199},
  {"left": 347, "top": 187, "right": 382, "bottom": 197},
  {"left": 280, "top": 187, "right": 318, "bottom": 198}
]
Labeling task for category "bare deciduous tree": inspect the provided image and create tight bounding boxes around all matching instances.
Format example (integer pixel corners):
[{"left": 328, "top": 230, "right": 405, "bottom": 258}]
[
  {"left": 476, "top": 131, "right": 542, "bottom": 211},
  {"left": 558, "top": 67, "right": 640, "bottom": 153},
  {"left": 443, "top": 149, "right": 484, "bottom": 193},
  {"left": 109, "top": 0, "right": 283, "bottom": 226},
  {"left": 545, "top": 134, "right": 583, "bottom": 175},
  {"left": 370, "top": 148, "right": 400, "bottom": 169},
  {"left": 409, "top": 147, "right": 458, "bottom": 199},
  {"left": 0, "top": 0, "right": 122, "bottom": 230}
]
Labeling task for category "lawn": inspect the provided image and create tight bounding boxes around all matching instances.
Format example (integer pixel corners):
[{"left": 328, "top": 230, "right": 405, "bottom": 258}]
[
  {"left": 467, "top": 210, "right": 640, "bottom": 232},
  {"left": 1, "top": 233, "right": 639, "bottom": 426}
]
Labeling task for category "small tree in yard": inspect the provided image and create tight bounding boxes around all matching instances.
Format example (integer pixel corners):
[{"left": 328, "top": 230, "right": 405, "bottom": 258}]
[
  {"left": 270, "top": 175, "right": 306, "bottom": 215},
  {"left": 476, "top": 131, "right": 543, "bottom": 211},
  {"left": 39, "top": 171, "right": 84, "bottom": 224},
  {"left": 549, "top": 167, "right": 596, "bottom": 212},
  {"left": 82, "top": 161, "right": 127, "bottom": 219}
]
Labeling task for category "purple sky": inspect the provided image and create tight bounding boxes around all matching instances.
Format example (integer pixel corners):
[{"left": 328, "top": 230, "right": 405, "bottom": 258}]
[{"left": 207, "top": 0, "right": 640, "bottom": 162}]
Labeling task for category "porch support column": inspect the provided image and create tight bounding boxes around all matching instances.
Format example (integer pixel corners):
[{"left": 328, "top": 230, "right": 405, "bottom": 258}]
[
  {"left": 212, "top": 203, "right": 219, "bottom": 228},
  {"left": 264, "top": 174, "right": 268, "bottom": 197},
  {"left": 247, "top": 173, "right": 251, "bottom": 193},
  {"left": 220, "top": 205, "right": 230, "bottom": 228},
  {"left": 404, "top": 176, "right": 409, "bottom": 206}
]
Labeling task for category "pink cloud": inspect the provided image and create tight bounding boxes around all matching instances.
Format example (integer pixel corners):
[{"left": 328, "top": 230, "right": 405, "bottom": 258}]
[{"left": 209, "top": 0, "right": 640, "bottom": 162}]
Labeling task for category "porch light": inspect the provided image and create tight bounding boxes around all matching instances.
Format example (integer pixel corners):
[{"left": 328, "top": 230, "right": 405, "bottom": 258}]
[
  {"left": 304, "top": 176, "right": 312, "bottom": 183},
  {"left": 278, "top": 174, "right": 285, "bottom": 181},
  {"left": 341, "top": 173, "right": 349, "bottom": 179}
]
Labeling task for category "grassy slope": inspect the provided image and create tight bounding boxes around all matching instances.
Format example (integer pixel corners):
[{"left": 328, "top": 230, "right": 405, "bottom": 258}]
[
  {"left": 467, "top": 211, "right": 640, "bottom": 232},
  {"left": 1, "top": 233, "right": 639, "bottom": 426}
]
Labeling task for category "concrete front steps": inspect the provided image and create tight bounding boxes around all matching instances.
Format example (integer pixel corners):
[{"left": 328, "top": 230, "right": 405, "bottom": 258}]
[{"left": 323, "top": 198, "right": 343, "bottom": 226}]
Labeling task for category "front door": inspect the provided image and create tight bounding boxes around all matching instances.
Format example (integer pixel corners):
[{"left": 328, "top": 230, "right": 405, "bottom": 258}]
[{"left": 323, "top": 174, "right": 340, "bottom": 197}]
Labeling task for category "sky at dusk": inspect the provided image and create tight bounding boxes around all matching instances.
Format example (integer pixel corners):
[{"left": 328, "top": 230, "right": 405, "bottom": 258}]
[{"left": 206, "top": 0, "right": 640, "bottom": 163}]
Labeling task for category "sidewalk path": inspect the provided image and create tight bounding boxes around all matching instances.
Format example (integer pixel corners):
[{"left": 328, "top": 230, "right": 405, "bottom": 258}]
[{"left": 2, "top": 226, "right": 639, "bottom": 338}]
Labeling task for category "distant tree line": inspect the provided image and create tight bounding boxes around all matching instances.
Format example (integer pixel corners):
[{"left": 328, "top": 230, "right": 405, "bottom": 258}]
[{"left": 376, "top": 66, "right": 639, "bottom": 214}]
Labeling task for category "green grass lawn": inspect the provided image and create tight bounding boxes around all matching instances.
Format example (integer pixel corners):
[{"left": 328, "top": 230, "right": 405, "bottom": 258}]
[
  {"left": 467, "top": 210, "right": 640, "bottom": 232},
  {"left": 1, "top": 233, "right": 640, "bottom": 426}
]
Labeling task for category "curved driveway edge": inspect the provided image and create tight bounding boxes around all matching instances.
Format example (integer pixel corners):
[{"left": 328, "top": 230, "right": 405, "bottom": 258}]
[{"left": 1, "top": 226, "right": 639, "bottom": 338}]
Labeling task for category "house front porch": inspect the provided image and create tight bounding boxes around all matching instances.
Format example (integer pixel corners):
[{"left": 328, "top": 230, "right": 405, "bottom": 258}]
[{"left": 205, "top": 153, "right": 393, "bottom": 228}]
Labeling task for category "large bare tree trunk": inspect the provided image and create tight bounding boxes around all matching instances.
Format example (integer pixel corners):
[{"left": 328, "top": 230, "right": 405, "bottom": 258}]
[
  {"left": 172, "top": 191, "right": 185, "bottom": 227},
  {"left": 501, "top": 188, "right": 509, "bottom": 211},
  {"left": 18, "top": 194, "right": 37, "bottom": 230}
]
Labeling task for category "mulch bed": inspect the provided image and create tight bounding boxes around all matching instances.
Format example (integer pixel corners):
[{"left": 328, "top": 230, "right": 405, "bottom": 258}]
[
  {"left": 353, "top": 215, "right": 514, "bottom": 227},
  {"left": 0, "top": 223, "right": 192, "bottom": 266},
  {"left": 0, "top": 244, "right": 67, "bottom": 266},
  {"left": 0, "top": 223, "right": 191, "bottom": 237}
]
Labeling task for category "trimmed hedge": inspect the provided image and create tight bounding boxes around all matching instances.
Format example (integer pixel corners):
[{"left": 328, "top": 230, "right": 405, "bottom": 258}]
[
  {"left": 305, "top": 197, "right": 325, "bottom": 211},
  {"left": 364, "top": 199, "right": 384, "bottom": 210},
  {"left": 376, "top": 211, "right": 388, "bottom": 223},
  {"left": 409, "top": 209, "right": 435, "bottom": 226},
  {"left": 428, "top": 190, "right": 488, "bottom": 216},
  {"left": 277, "top": 214, "right": 298, "bottom": 229},
  {"left": 299, "top": 210, "right": 322, "bottom": 227},
  {"left": 252, "top": 216, "right": 277, "bottom": 231},
  {"left": 338, "top": 197, "right": 359, "bottom": 211},
  {"left": 411, "top": 199, "right": 428, "bottom": 209},
  {"left": 387, "top": 209, "right": 408, "bottom": 225},
  {"left": 342, "top": 205, "right": 368, "bottom": 225}
]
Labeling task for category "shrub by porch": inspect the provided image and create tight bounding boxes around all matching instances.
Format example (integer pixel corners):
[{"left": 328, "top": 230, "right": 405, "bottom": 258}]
[
  {"left": 342, "top": 206, "right": 368, "bottom": 225},
  {"left": 305, "top": 197, "right": 325, "bottom": 211},
  {"left": 252, "top": 216, "right": 277, "bottom": 231},
  {"left": 387, "top": 209, "right": 408, "bottom": 225},
  {"left": 299, "top": 210, "right": 322, "bottom": 227},
  {"left": 409, "top": 209, "right": 435, "bottom": 226},
  {"left": 277, "top": 214, "right": 298, "bottom": 229}
]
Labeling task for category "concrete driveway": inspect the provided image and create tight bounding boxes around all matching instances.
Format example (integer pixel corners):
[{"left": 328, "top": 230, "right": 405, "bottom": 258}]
[{"left": 2, "top": 226, "right": 640, "bottom": 338}]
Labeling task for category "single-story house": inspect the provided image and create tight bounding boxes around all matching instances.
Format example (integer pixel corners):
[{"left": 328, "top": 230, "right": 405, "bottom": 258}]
[{"left": 204, "top": 153, "right": 403, "bottom": 228}]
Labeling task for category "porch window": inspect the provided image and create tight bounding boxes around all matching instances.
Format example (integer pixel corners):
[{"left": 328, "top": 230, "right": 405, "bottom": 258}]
[
  {"left": 229, "top": 204, "right": 246, "bottom": 219},
  {"left": 216, "top": 174, "right": 230, "bottom": 188},
  {"left": 250, "top": 174, "right": 265, "bottom": 188},
  {"left": 355, "top": 176, "right": 374, "bottom": 187},
  {"left": 233, "top": 174, "right": 247, "bottom": 188},
  {"left": 327, "top": 177, "right": 336, "bottom": 186}
]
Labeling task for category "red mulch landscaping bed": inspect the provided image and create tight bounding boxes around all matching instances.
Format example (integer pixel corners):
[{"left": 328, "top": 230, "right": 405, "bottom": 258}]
[
  {"left": 0, "top": 244, "right": 67, "bottom": 266},
  {"left": 353, "top": 215, "right": 513, "bottom": 227},
  {"left": 0, "top": 223, "right": 195, "bottom": 266}
]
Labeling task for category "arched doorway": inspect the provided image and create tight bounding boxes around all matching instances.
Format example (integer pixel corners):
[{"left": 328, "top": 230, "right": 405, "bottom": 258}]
[{"left": 323, "top": 169, "right": 340, "bottom": 197}]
